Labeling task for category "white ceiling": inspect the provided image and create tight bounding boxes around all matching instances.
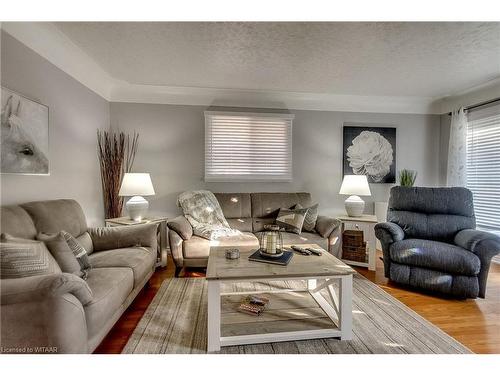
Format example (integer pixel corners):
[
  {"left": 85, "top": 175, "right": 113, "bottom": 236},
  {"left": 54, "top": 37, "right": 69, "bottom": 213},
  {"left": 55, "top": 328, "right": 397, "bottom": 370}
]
[{"left": 54, "top": 22, "right": 500, "bottom": 98}]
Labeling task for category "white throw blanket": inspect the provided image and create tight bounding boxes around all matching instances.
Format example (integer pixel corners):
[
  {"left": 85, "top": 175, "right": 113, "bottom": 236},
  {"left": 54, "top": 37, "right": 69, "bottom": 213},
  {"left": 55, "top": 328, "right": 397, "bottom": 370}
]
[{"left": 177, "top": 190, "right": 241, "bottom": 240}]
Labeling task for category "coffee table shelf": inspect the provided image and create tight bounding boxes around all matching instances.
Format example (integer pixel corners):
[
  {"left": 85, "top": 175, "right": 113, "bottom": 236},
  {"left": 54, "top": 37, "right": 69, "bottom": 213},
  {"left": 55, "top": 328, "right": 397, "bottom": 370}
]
[
  {"left": 220, "top": 289, "right": 340, "bottom": 346},
  {"left": 206, "top": 245, "right": 355, "bottom": 352}
]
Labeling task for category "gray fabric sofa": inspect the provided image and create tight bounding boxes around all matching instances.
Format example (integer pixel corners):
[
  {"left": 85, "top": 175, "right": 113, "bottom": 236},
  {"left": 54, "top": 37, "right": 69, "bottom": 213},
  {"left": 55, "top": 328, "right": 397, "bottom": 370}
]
[
  {"left": 0, "top": 199, "right": 157, "bottom": 353},
  {"left": 168, "top": 192, "right": 341, "bottom": 276},
  {"left": 375, "top": 186, "right": 500, "bottom": 299}
]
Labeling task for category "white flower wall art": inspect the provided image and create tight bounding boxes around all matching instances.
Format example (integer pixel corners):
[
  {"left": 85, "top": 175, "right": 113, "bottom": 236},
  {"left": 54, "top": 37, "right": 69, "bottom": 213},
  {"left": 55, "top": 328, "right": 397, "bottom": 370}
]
[
  {"left": 1, "top": 87, "right": 49, "bottom": 175},
  {"left": 343, "top": 125, "right": 396, "bottom": 183}
]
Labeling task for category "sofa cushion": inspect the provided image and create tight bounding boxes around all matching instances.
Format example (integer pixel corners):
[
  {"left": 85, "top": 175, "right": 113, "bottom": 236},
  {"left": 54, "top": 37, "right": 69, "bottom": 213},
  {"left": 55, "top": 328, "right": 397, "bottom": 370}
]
[
  {"left": 389, "top": 186, "right": 475, "bottom": 216},
  {"left": 280, "top": 231, "right": 328, "bottom": 250},
  {"left": 183, "top": 232, "right": 259, "bottom": 259},
  {"left": 214, "top": 193, "right": 252, "bottom": 219},
  {"left": 226, "top": 218, "right": 253, "bottom": 232},
  {"left": 0, "top": 205, "right": 37, "bottom": 239},
  {"left": 88, "top": 247, "right": 155, "bottom": 288},
  {"left": 250, "top": 192, "right": 312, "bottom": 218},
  {"left": 389, "top": 262, "right": 479, "bottom": 298},
  {"left": 21, "top": 199, "right": 88, "bottom": 238},
  {"left": 390, "top": 239, "right": 480, "bottom": 276},
  {"left": 84, "top": 267, "right": 133, "bottom": 339},
  {"left": 387, "top": 187, "right": 475, "bottom": 242}
]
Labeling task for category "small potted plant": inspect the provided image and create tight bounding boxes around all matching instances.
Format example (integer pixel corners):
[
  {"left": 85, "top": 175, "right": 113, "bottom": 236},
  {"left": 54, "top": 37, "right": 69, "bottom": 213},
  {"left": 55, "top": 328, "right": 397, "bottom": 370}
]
[{"left": 398, "top": 169, "right": 417, "bottom": 187}]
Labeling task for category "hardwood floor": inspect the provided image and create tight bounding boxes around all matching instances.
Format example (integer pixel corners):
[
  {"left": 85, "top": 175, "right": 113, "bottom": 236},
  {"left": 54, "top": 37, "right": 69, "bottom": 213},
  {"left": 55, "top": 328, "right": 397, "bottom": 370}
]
[
  {"left": 357, "top": 253, "right": 500, "bottom": 354},
  {"left": 94, "top": 252, "right": 500, "bottom": 354}
]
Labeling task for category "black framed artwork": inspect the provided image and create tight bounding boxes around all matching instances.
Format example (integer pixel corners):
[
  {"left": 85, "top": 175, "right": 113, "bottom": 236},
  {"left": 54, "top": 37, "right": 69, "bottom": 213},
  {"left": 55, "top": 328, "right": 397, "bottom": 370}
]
[{"left": 342, "top": 124, "right": 396, "bottom": 183}]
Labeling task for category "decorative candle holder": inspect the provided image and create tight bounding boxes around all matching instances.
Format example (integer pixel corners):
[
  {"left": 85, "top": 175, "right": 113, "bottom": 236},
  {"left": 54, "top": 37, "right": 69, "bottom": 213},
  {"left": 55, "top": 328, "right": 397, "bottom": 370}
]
[{"left": 258, "top": 225, "right": 284, "bottom": 257}]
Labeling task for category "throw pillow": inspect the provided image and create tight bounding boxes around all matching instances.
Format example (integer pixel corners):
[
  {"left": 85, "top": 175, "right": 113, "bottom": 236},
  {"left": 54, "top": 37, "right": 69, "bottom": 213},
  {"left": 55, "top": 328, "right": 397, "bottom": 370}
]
[
  {"left": 0, "top": 234, "right": 61, "bottom": 279},
  {"left": 275, "top": 207, "right": 309, "bottom": 234},
  {"left": 61, "top": 231, "right": 92, "bottom": 273},
  {"left": 37, "top": 231, "right": 91, "bottom": 279},
  {"left": 294, "top": 203, "right": 319, "bottom": 232}
]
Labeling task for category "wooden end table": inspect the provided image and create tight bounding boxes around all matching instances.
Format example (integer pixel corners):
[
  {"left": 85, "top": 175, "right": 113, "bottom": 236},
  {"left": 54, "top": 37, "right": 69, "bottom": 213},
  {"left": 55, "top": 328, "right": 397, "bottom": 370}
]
[
  {"left": 104, "top": 216, "right": 168, "bottom": 268},
  {"left": 206, "top": 244, "right": 355, "bottom": 352},
  {"left": 337, "top": 214, "right": 378, "bottom": 271}
]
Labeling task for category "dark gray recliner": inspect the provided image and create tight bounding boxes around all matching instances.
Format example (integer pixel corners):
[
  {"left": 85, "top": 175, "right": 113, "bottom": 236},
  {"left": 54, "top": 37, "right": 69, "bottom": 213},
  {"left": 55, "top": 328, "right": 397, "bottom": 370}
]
[{"left": 375, "top": 186, "right": 500, "bottom": 299}]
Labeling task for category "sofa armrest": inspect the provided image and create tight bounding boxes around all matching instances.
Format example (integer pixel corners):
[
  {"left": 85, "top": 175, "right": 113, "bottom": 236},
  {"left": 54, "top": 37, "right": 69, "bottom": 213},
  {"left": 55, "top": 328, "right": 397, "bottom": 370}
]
[
  {"left": 454, "top": 229, "right": 500, "bottom": 298},
  {"left": 1, "top": 272, "right": 92, "bottom": 306},
  {"left": 88, "top": 223, "right": 158, "bottom": 252},
  {"left": 169, "top": 230, "right": 184, "bottom": 271},
  {"left": 374, "top": 222, "right": 404, "bottom": 278},
  {"left": 1, "top": 274, "right": 90, "bottom": 353},
  {"left": 455, "top": 229, "right": 500, "bottom": 256},
  {"left": 315, "top": 216, "right": 341, "bottom": 239},
  {"left": 167, "top": 215, "right": 193, "bottom": 240},
  {"left": 375, "top": 222, "right": 405, "bottom": 243}
]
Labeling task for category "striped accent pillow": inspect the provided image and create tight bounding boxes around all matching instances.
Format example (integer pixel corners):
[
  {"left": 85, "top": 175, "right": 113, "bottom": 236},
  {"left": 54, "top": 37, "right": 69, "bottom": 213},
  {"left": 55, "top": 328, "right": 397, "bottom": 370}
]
[
  {"left": 61, "top": 231, "right": 92, "bottom": 279},
  {"left": 294, "top": 203, "right": 319, "bottom": 232},
  {"left": 0, "top": 235, "right": 60, "bottom": 279},
  {"left": 275, "top": 207, "right": 309, "bottom": 234},
  {"left": 37, "top": 231, "right": 92, "bottom": 280}
]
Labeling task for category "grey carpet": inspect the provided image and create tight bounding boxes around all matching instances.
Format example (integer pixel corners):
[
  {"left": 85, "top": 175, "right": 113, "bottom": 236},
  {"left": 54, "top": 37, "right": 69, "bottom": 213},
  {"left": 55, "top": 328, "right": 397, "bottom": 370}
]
[{"left": 122, "top": 274, "right": 472, "bottom": 354}]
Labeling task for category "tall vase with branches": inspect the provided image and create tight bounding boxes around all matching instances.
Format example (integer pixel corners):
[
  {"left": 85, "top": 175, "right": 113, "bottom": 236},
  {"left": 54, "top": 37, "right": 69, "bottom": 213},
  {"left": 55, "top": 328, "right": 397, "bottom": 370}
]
[{"left": 97, "top": 130, "right": 139, "bottom": 219}]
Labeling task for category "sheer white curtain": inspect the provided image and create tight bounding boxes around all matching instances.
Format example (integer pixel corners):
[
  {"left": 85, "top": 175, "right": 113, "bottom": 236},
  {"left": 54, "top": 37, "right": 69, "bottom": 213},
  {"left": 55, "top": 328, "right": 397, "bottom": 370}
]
[{"left": 446, "top": 107, "right": 468, "bottom": 187}]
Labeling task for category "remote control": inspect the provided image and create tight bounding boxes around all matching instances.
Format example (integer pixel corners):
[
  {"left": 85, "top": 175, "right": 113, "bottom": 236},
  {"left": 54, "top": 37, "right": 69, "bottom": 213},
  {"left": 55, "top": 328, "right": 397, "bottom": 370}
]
[
  {"left": 290, "top": 245, "right": 311, "bottom": 255},
  {"left": 306, "top": 247, "right": 322, "bottom": 256}
]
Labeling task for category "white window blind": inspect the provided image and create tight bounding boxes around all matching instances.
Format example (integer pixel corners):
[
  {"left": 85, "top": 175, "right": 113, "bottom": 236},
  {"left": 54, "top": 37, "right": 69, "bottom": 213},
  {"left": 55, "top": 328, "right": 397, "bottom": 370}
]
[
  {"left": 466, "top": 102, "right": 500, "bottom": 231},
  {"left": 205, "top": 111, "right": 294, "bottom": 182}
]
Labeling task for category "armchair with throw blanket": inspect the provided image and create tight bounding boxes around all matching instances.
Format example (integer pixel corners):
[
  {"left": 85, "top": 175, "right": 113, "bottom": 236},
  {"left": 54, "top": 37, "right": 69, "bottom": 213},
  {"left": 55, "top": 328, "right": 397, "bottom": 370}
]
[{"left": 375, "top": 186, "right": 500, "bottom": 299}]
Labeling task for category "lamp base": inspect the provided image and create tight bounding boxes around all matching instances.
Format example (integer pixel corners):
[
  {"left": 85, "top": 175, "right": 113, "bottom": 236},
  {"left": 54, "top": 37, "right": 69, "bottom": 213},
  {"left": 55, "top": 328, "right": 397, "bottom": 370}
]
[
  {"left": 125, "top": 196, "right": 149, "bottom": 222},
  {"left": 345, "top": 195, "right": 365, "bottom": 217}
]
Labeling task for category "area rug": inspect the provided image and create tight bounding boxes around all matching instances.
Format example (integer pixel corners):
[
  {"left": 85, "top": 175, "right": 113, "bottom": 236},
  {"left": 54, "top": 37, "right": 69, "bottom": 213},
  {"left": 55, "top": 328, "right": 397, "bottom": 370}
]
[{"left": 122, "top": 275, "right": 472, "bottom": 354}]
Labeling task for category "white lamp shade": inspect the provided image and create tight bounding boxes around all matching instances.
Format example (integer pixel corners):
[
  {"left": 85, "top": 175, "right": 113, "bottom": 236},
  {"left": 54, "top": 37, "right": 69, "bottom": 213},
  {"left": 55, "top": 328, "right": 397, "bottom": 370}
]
[
  {"left": 119, "top": 173, "right": 155, "bottom": 196},
  {"left": 339, "top": 175, "right": 371, "bottom": 196}
]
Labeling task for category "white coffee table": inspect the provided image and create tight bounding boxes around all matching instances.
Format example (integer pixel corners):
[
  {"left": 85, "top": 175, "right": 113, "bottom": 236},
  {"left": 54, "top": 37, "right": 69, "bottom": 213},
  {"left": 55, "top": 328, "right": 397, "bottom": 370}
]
[{"left": 206, "top": 244, "right": 356, "bottom": 352}]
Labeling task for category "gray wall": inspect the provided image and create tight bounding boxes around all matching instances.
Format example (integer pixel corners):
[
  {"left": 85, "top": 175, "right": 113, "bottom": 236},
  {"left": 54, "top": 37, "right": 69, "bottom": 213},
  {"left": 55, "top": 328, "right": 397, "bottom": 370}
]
[
  {"left": 1, "top": 32, "right": 109, "bottom": 226},
  {"left": 1, "top": 31, "right": 443, "bottom": 224},
  {"left": 110, "top": 102, "right": 442, "bottom": 218}
]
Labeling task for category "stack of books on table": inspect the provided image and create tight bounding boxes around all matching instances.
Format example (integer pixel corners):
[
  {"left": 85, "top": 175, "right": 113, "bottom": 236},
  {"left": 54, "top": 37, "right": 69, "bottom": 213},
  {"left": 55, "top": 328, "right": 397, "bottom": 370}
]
[{"left": 237, "top": 295, "right": 270, "bottom": 316}]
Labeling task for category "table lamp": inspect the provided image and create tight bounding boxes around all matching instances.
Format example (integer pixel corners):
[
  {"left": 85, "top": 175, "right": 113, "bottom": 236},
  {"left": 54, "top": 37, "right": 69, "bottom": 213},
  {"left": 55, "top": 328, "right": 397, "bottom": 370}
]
[
  {"left": 119, "top": 173, "right": 155, "bottom": 222},
  {"left": 339, "top": 175, "right": 371, "bottom": 217}
]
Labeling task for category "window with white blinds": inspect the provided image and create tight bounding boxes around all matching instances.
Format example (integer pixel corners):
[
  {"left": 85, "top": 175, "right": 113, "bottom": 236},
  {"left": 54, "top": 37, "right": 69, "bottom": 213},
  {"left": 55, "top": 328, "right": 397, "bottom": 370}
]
[
  {"left": 205, "top": 111, "right": 294, "bottom": 182},
  {"left": 466, "top": 103, "right": 500, "bottom": 231}
]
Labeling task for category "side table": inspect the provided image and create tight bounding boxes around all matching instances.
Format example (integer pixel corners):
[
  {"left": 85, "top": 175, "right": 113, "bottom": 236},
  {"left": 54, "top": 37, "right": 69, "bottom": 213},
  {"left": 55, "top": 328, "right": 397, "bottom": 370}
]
[
  {"left": 336, "top": 214, "right": 377, "bottom": 271},
  {"left": 105, "top": 216, "right": 168, "bottom": 268}
]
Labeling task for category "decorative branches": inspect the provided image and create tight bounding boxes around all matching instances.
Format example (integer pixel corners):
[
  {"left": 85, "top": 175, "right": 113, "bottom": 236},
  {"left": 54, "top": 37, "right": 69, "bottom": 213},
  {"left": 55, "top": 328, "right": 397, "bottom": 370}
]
[{"left": 97, "top": 130, "right": 139, "bottom": 219}]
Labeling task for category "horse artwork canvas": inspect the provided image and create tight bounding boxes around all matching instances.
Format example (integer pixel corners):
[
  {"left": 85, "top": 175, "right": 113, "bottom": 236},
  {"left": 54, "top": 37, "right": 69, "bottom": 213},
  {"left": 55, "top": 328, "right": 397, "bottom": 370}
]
[{"left": 1, "top": 87, "right": 49, "bottom": 175}]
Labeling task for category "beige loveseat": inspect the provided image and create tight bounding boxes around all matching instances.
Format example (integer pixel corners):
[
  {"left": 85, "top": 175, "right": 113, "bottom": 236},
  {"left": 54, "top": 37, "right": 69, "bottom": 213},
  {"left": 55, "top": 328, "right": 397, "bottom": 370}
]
[
  {"left": 0, "top": 199, "right": 157, "bottom": 353},
  {"left": 168, "top": 192, "right": 341, "bottom": 276}
]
